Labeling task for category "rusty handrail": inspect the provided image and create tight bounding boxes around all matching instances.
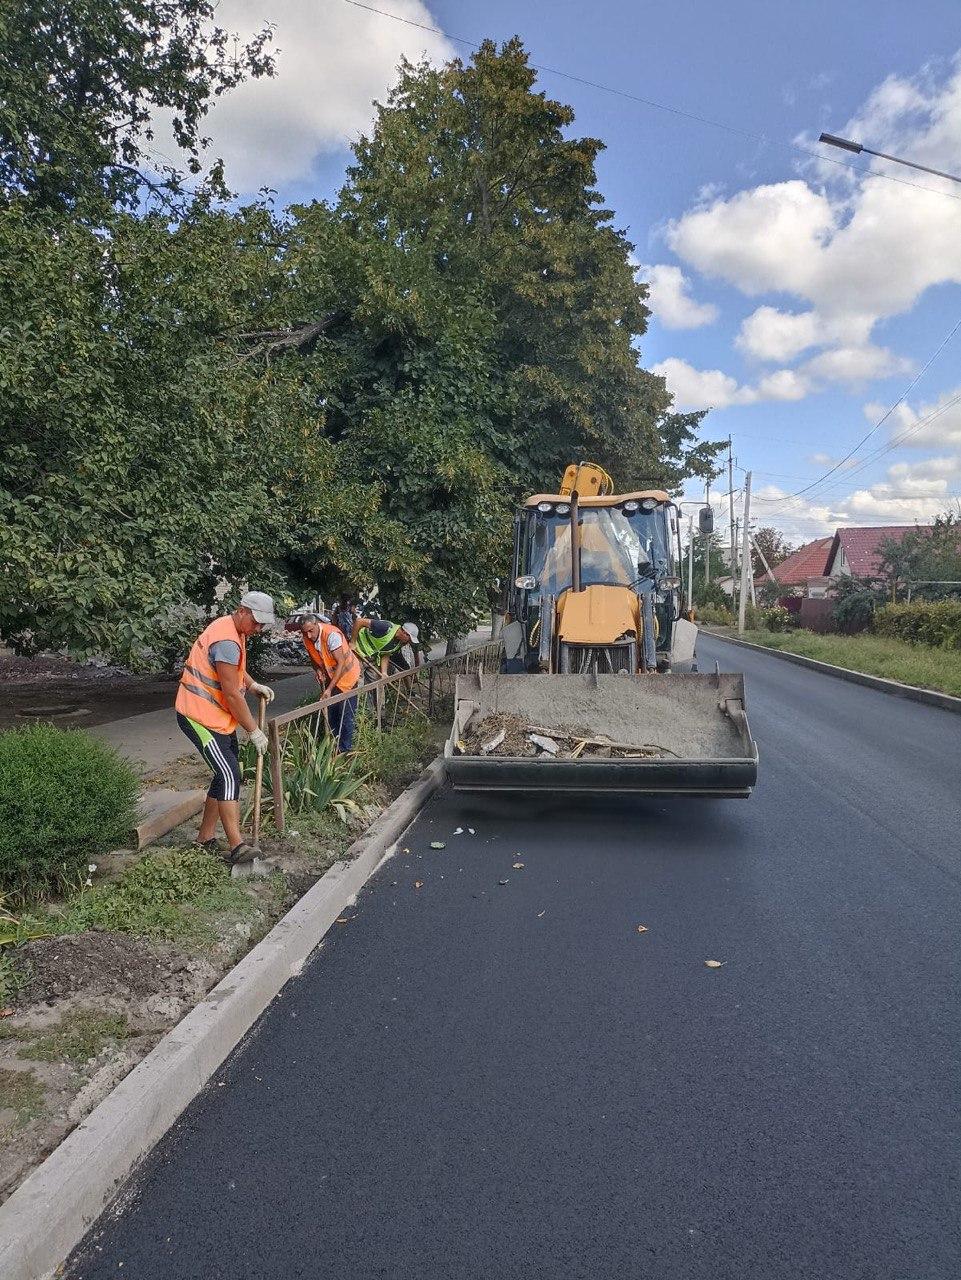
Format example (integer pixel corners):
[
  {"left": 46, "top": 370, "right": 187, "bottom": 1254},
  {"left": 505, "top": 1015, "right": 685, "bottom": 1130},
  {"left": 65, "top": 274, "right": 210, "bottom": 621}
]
[{"left": 260, "top": 637, "right": 503, "bottom": 836}]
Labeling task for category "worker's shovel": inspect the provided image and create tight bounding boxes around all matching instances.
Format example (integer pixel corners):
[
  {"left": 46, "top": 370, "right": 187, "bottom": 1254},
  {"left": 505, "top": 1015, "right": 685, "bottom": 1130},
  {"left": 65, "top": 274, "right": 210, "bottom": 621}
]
[{"left": 251, "top": 692, "right": 268, "bottom": 849}]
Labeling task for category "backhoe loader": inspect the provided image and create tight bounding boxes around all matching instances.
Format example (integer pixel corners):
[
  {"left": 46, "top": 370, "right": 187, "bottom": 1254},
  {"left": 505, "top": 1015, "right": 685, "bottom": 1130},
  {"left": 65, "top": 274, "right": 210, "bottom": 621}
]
[{"left": 445, "top": 464, "right": 758, "bottom": 796}]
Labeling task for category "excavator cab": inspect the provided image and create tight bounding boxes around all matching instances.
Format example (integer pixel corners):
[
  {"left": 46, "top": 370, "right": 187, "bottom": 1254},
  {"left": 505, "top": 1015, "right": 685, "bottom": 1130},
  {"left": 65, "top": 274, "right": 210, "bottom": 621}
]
[{"left": 507, "top": 490, "right": 690, "bottom": 674}]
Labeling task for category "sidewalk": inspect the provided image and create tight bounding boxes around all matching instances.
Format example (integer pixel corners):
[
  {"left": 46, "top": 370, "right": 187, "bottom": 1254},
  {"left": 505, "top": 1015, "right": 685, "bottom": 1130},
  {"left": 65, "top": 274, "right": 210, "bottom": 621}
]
[{"left": 91, "top": 627, "right": 493, "bottom": 775}]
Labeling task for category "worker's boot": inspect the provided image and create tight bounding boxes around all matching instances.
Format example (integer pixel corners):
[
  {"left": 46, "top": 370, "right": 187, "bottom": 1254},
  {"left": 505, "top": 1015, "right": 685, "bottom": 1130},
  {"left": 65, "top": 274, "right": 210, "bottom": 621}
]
[{"left": 229, "top": 842, "right": 261, "bottom": 865}]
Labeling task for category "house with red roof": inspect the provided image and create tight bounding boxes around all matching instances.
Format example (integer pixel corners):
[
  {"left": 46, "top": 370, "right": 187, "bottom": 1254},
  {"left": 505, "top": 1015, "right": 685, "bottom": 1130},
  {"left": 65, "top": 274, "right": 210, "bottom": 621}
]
[
  {"left": 755, "top": 537, "right": 833, "bottom": 593},
  {"left": 823, "top": 526, "right": 927, "bottom": 580}
]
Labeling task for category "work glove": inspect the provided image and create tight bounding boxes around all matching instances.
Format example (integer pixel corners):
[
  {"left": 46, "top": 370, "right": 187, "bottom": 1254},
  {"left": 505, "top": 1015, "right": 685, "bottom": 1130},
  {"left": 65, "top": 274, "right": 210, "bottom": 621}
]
[
  {"left": 249, "top": 728, "right": 268, "bottom": 756},
  {"left": 249, "top": 681, "right": 275, "bottom": 703}
]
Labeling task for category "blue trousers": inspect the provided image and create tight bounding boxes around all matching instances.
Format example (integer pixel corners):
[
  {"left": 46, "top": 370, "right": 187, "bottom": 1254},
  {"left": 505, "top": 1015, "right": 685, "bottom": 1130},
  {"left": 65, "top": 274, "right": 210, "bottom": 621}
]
[{"left": 327, "top": 693, "right": 357, "bottom": 752}]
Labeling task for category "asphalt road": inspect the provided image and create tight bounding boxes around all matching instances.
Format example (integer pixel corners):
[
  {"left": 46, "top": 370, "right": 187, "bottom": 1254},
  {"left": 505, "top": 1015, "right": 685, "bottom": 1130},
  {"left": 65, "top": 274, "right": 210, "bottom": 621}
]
[{"left": 66, "top": 635, "right": 961, "bottom": 1279}]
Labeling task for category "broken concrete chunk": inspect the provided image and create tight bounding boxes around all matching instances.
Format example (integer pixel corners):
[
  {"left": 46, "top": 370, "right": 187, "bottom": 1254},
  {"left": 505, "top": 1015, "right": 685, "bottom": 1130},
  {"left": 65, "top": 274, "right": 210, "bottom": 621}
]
[
  {"left": 481, "top": 728, "right": 507, "bottom": 754},
  {"left": 529, "top": 733, "right": 560, "bottom": 755}
]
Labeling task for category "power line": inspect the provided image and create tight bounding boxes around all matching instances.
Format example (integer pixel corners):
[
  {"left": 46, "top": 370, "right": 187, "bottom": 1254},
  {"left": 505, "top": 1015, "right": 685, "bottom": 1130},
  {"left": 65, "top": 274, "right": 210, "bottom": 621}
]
[
  {"left": 345, "top": 0, "right": 961, "bottom": 205},
  {"left": 753, "top": 317, "right": 961, "bottom": 507}
]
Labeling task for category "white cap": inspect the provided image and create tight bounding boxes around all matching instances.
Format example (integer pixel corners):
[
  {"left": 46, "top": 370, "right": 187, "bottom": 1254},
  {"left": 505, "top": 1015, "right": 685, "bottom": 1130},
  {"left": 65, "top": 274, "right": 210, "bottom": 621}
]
[
  {"left": 402, "top": 622, "right": 419, "bottom": 644},
  {"left": 239, "top": 591, "right": 277, "bottom": 625}
]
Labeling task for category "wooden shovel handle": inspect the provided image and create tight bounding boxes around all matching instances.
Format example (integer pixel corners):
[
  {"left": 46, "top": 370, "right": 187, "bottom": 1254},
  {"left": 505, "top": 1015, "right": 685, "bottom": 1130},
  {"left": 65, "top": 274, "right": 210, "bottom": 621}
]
[{"left": 251, "top": 693, "right": 267, "bottom": 847}]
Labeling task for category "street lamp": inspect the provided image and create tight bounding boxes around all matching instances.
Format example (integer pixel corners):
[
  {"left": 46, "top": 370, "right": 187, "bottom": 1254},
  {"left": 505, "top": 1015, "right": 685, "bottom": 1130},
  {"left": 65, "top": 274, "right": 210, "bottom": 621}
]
[{"left": 818, "top": 132, "right": 961, "bottom": 185}]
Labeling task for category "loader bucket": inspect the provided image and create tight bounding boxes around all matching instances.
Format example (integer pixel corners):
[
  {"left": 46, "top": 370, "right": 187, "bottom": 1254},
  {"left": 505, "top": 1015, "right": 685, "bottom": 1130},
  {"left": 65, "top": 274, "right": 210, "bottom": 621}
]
[{"left": 445, "top": 672, "right": 758, "bottom": 797}]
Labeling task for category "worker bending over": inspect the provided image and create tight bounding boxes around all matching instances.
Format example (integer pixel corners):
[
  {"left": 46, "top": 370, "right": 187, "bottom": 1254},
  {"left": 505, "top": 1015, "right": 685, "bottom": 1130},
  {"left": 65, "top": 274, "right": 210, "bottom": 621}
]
[
  {"left": 175, "top": 591, "right": 276, "bottom": 864},
  {"left": 352, "top": 616, "right": 422, "bottom": 676},
  {"left": 286, "top": 614, "right": 361, "bottom": 751}
]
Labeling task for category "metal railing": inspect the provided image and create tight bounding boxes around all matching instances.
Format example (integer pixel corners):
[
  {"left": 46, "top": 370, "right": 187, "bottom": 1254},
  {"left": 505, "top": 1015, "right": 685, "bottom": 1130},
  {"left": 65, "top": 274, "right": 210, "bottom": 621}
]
[{"left": 262, "top": 638, "right": 503, "bottom": 835}]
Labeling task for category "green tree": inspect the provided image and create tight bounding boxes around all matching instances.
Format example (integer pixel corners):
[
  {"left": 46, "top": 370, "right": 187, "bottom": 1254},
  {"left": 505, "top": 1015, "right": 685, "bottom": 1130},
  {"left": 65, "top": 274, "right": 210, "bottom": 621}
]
[
  {"left": 0, "top": 0, "right": 274, "bottom": 218},
  {"left": 877, "top": 513, "right": 961, "bottom": 600},
  {"left": 751, "top": 526, "right": 793, "bottom": 575}
]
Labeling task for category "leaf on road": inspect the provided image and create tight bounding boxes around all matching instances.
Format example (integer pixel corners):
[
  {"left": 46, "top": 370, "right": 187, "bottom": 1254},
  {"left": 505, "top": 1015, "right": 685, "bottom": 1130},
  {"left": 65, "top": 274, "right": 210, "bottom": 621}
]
[
  {"left": 430, "top": 841, "right": 446, "bottom": 849},
  {"left": 453, "top": 827, "right": 464, "bottom": 835},
  {"left": 499, "top": 879, "right": 509, "bottom": 885},
  {"left": 636, "top": 925, "right": 648, "bottom": 934},
  {"left": 537, "top": 910, "right": 546, "bottom": 918},
  {"left": 414, "top": 880, "right": 424, "bottom": 890},
  {"left": 512, "top": 861, "right": 525, "bottom": 869},
  {"left": 468, "top": 828, "right": 476, "bottom": 835},
  {"left": 704, "top": 959, "right": 725, "bottom": 968},
  {"left": 335, "top": 917, "right": 350, "bottom": 924}
]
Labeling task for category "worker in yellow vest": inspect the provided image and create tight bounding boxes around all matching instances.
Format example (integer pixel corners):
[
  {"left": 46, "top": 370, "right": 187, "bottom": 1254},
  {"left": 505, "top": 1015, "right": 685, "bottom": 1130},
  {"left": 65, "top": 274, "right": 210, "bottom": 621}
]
[
  {"left": 351, "top": 616, "right": 422, "bottom": 676},
  {"left": 175, "top": 591, "right": 277, "bottom": 864},
  {"left": 285, "top": 614, "right": 361, "bottom": 751}
]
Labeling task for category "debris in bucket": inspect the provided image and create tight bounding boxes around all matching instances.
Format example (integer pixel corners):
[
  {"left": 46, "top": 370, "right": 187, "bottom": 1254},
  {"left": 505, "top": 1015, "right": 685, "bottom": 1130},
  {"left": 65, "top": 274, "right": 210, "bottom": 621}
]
[{"left": 457, "top": 712, "right": 674, "bottom": 759}]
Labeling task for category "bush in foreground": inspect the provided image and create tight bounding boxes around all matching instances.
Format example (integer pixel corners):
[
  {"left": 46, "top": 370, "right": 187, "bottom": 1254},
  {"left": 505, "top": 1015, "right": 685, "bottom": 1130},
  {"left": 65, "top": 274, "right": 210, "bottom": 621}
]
[
  {"left": 874, "top": 600, "right": 961, "bottom": 649},
  {"left": 0, "top": 724, "right": 140, "bottom": 902}
]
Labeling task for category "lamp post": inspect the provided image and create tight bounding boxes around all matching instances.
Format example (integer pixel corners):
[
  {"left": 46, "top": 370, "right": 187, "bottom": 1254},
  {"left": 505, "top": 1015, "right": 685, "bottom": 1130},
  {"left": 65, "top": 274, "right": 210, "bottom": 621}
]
[{"left": 818, "top": 132, "right": 961, "bottom": 185}]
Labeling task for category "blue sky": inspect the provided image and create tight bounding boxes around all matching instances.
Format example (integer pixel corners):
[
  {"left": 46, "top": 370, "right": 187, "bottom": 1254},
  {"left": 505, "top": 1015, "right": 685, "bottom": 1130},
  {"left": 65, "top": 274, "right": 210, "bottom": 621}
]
[{"left": 200, "top": 1, "right": 961, "bottom": 546}]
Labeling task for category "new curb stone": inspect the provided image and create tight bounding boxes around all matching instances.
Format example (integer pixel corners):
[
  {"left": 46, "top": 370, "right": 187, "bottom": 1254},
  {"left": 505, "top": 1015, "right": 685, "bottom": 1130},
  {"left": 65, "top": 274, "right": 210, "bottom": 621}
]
[
  {"left": 0, "top": 758, "right": 446, "bottom": 1280},
  {"left": 708, "top": 631, "right": 961, "bottom": 715}
]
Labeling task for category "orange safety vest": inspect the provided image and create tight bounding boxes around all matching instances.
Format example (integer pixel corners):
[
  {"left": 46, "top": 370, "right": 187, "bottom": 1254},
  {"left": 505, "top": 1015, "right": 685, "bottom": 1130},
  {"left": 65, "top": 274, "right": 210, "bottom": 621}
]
[
  {"left": 175, "top": 616, "right": 247, "bottom": 734},
  {"left": 305, "top": 623, "right": 360, "bottom": 692}
]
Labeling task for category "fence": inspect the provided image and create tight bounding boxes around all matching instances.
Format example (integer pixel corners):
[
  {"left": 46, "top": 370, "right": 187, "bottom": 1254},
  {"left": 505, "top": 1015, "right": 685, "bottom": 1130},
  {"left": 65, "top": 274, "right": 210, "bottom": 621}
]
[{"left": 261, "top": 638, "right": 503, "bottom": 835}]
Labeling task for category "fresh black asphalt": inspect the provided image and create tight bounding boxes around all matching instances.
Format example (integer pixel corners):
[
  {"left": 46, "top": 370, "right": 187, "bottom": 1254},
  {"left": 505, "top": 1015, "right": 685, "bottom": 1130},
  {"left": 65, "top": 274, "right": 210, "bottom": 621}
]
[{"left": 66, "top": 635, "right": 961, "bottom": 1279}]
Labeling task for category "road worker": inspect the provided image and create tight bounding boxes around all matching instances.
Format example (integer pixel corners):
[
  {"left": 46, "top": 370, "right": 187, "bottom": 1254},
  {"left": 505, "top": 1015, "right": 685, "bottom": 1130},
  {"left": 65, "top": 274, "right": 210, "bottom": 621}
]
[
  {"left": 175, "top": 591, "right": 276, "bottom": 864},
  {"left": 285, "top": 614, "right": 361, "bottom": 751},
  {"left": 351, "top": 616, "right": 422, "bottom": 676}
]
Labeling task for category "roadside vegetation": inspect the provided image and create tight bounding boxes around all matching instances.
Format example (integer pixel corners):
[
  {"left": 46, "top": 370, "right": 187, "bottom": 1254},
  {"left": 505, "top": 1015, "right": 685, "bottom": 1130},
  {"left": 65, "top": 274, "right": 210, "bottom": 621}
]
[{"left": 719, "top": 628, "right": 961, "bottom": 697}]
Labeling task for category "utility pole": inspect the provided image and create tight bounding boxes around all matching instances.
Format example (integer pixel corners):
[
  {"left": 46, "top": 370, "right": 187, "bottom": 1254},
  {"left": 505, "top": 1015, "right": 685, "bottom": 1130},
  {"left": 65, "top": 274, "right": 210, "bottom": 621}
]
[
  {"left": 737, "top": 472, "right": 753, "bottom": 633},
  {"left": 727, "top": 438, "right": 737, "bottom": 611},
  {"left": 687, "top": 514, "right": 694, "bottom": 611},
  {"left": 704, "top": 480, "right": 711, "bottom": 585},
  {"left": 751, "top": 533, "right": 779, "bottom": 586}
]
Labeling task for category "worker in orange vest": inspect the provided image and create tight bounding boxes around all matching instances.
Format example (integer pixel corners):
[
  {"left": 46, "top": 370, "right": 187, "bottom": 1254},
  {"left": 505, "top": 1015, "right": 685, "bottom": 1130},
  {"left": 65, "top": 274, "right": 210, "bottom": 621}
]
[
  {"left": 285, "top": 613, "right": 361, "bottom": 751},
  {"left": 175, "top": 591, "right": 277, "bottom": 863}
]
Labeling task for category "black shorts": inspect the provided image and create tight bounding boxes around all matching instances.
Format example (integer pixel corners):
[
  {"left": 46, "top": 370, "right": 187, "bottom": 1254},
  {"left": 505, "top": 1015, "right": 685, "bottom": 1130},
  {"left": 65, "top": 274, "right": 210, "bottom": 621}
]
[{"left": 177, "top": 713, "right": 242, "bottom": 802}]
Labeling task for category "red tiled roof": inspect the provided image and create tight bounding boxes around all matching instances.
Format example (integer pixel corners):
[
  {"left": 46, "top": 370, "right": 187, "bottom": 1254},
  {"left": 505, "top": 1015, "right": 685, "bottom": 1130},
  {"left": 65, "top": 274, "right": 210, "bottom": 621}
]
[
  {"left": 825, "top": 525, "right": 928, "bottom": 579},
  {"left": 756, "top": 537, "right": 832, "bottom": 587}
]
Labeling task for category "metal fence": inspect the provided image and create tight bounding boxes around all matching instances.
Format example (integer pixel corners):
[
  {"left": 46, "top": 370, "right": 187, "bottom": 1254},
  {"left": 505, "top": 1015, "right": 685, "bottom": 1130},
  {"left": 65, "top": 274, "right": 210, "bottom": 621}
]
[{"left": 262, "top": 639, "right": 503, "bottom": 835}]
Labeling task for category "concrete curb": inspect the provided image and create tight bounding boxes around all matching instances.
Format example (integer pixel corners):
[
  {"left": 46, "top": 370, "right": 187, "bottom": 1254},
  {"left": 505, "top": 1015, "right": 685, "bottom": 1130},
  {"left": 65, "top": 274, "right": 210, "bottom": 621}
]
[
  {"left": 0, "top": 758, "right": 447, "bottom": 1280},
  {"left": 706, "top": 631, "right": 961, "bottom": 715}
]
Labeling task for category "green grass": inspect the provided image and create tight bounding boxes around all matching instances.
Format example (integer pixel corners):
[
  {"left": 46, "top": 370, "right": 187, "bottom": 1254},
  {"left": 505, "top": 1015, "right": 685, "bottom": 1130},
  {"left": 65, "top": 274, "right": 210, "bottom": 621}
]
[
  {"left": 24, "top": 848, "right": 259, "bottom": 949},
  {"left": 0, "top": 951, "right": 27, "bottom": 1007},
  {"left": 0, "top": 1067, "right": 45, "bottom": 1130},
  {"left": 352, "top": 710, "right": 434, "bottom": 786},
  {"left": 724, "top": 628, "right": 961, "bottom": 697},
  {"left": 3, "top": 1010, "right": 129, "bottom": 1064}
]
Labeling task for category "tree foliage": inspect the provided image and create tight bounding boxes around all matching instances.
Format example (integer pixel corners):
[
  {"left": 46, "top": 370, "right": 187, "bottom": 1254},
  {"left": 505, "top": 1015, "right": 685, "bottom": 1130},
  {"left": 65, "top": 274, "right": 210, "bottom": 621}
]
[
  {"left": 0, "top": 0, "right": 274, "bottom": 218},
  {"left": 876, "top": 513, "right": 961, "bottom": 599},
  {"left": 1, "top": 29, "right": 722, "bottom": 662}
]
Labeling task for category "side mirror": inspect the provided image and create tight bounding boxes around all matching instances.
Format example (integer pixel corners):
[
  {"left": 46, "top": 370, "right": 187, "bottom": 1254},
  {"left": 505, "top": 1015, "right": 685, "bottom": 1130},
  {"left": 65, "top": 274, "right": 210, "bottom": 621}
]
[
  {"left": 514, "top": 574, "right": 537, "bottom": 591},
  {"left": 698, "top": 506, "right": 714, "bottom": 535}
]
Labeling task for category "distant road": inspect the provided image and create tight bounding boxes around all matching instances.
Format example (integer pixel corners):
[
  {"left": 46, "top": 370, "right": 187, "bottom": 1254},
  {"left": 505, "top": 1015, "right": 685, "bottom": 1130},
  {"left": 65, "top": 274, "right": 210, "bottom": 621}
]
[{"left": 66, "top": 633, "right": 961, "bottom": 1279}]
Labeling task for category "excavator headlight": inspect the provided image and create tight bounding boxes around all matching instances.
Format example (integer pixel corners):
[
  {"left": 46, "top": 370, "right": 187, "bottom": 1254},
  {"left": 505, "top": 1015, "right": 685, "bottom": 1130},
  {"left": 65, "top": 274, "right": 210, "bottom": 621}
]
[
  {"left": 640, "top": 497, "right": 659, "bottom": 511},
  {"left": 536, "top": 501, "right": 554, "bottom": 513},
  {"left": 556, "top": 503, "right": 571, "bottom": 515},
  {"left": 515, "top": 574, "right": 538, "bottom": 591},
  {"left": 660, "top": 576, "right": 682, "bottom": 590},
  {"left": 623, "top": 500, "right": 639, "bottom": 512}
]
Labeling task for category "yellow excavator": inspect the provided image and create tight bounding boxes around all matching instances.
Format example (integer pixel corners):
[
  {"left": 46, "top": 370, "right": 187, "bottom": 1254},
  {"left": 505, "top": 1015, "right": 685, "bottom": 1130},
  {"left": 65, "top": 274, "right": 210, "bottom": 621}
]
[{"left": 445, "top": 464, "right": 758, "bottom": 796}]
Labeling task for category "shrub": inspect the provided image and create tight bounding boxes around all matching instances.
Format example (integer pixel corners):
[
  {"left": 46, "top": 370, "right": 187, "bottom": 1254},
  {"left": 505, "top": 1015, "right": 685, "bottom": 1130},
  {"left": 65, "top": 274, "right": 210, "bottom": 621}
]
[
  {"left": 833, "top": 589, "right": 879, "bottom": 634},
  {"left": 0, "top": 725, "right": 140, "bottom": 903},
  {"left": 874, "top": 600, "right": 961, "bottom": 649},
  {"left": 243, "top": 723, "right": 367, "bottom": 824},
  {"left": 695, "top": 604, "right": 735, "bottom": 626},
  {"left": 352, "top": 709, "right": 433, "bottom": 785},
  {"left": 762, "top": 605, "right": 792, "bottom": 632}
]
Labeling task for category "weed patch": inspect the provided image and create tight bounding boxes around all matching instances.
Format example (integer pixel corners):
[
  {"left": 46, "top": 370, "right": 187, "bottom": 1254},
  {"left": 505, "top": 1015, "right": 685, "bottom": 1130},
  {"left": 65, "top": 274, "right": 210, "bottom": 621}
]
[
  {"left": 12, "top": 1010, "right": 129, "bottom": 1064},
  {"left": 29, "top": 849, "right": 258, "bottom": 948},
  {"left": 0, "top": 1068, "right": 45, "bottom": 1131}
]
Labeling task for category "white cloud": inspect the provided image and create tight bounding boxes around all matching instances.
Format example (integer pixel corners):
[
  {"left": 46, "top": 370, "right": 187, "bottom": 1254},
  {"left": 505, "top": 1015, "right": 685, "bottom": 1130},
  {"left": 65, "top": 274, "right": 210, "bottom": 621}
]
[
  {"left": 803, "top": 343, "right": 913, "bottom": 385},
  {"left": 666, "top": 56, "right": 961, "bottom": 353},
  {"left": 866, "top": 385, "right": 961, "bottom": 449},
  {"left": 170, "top": 0, "right": 454, "bottom": 192},
  {"left": 652, "top": 357, "right": 810, "bottom": 410},
  {"left": 736, "top": 306, "right": 874, "bottom": 361},
  {"left": 638, "top": 263, "right": 718, "bottom": 329}
]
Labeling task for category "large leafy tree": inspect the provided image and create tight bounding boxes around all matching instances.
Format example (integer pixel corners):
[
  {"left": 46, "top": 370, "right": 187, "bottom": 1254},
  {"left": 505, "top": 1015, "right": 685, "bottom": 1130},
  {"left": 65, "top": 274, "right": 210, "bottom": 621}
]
[
  {"left": 0, "top": 0, "right": 274, "bottom": 218},
  {"left": 341, "top": 40, "right": 721, "bottom": 495}
]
